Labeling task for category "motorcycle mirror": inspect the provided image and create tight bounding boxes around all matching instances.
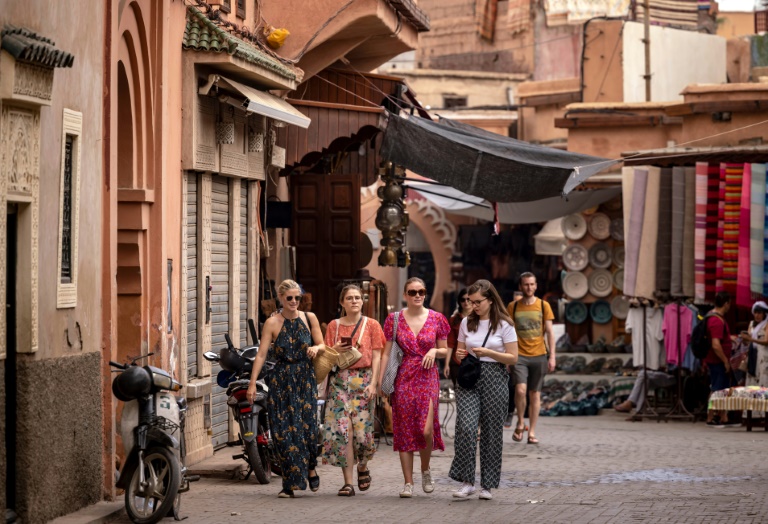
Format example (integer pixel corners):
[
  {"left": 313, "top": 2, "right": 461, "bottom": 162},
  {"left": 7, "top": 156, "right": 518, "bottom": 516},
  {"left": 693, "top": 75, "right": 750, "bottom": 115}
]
[{"left": 203, "top": 351, "right": 219, "bottom": 362}]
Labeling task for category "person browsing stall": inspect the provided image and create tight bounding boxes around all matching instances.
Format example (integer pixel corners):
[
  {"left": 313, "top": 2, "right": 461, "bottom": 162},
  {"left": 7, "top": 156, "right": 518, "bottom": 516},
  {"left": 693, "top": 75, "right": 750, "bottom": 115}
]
[{"left": 450, "top": 280, "right": 518, "bottom": 501}]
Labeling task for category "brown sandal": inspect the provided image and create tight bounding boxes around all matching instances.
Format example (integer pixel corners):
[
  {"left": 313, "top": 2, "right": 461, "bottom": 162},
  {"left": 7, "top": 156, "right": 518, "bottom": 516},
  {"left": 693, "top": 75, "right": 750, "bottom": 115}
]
[
  {"left": 512, "top": 424, "right": 528, "bottom": 442},
  {"left": 338, "top": 484, "right": 356, "bottom": 497},
  {"left": 357, "top": 469, "right": 372, "bottom": 491}
]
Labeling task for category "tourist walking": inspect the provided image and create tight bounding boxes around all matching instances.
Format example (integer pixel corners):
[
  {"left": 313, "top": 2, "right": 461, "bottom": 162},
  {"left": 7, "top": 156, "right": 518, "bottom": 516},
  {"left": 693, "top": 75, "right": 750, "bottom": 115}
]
[
  {"left": 379, "top": 277, "right": 450, "bottom": 498},
  {"left": 450, "top": 280, "right": 518, "bottom": 501},
  {"left": 506, "top": 272, "right": 555, "bottom": 444},
  {"left": 321, "top": 284, "right": 385, "bottom": 497},
  {"left": 246, "top": 279, "right": 325, "bottom": 498},
  {"left": 445, "top": 288, "right": 472, "bottom": 388}
]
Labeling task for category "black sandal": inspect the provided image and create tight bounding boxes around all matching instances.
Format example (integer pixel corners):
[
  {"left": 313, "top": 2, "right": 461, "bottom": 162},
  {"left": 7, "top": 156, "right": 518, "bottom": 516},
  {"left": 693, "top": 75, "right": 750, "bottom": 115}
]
[
  {"left": 338, "top": 484, "right": 355, "bottom": 497},
  {"left": 308, "top": 471, "right": 320, "bottom": 492},
  {"left": 357, "top": 469, "right": 372, "bottom": 491}
]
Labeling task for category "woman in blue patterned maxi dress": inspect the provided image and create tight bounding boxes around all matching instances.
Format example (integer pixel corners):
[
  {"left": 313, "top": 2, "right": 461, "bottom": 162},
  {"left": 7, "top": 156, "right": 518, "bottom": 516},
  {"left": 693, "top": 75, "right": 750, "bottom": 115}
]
[{"left": 247, "top": 279, "right": 326, "bottom": 497}]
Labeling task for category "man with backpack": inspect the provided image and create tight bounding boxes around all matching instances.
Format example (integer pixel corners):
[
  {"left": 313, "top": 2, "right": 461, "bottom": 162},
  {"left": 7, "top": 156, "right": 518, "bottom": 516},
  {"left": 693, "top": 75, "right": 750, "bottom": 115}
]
[
  {"left": 696, "top": 291, "right": 738, "bottom": 427},
  {"left": 506, "top": 272, "right": 555, "bottom": 444}
]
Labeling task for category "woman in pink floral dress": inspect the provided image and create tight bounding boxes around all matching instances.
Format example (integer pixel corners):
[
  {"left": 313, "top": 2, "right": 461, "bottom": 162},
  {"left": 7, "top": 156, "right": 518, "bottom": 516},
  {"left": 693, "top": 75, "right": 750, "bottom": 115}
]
[{"left": 380, "top": 277, "right": 450, "bottom": 498}]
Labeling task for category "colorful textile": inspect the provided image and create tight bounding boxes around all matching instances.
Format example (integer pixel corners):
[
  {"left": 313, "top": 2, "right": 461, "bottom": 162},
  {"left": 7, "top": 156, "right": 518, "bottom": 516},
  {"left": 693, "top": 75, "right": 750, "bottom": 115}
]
[
  {"left": 638, "top": 0, "right": 699, "bottom": 29},
  {"left": 623, "top": 167, "right": 648, "bottom": 297},
  {"left": 268, "top": 315, "right": 318, "bottom": 492},
  {"left": 737, "top": 163, "right": 752, "bottom": 307},
  {"left": 670, "top": 167, "right": 685, "bottom": 296},
  {"left": 636, "top": 166, "right": 660, "bottom": 300},
  {"left": 716, "top": 164, "right": 726, "bottom": 293},
  {"left": 683, "top": 167, "right": 697, "bottom": 298},
  {"left": 751, "top": 164, "right": 766, "bottom": 295},
  {"left": 662, "top": 303, "right": 693, "bottom": 366},
  {"left": 765, "top": 168, "right": 768, "bottom": 296},
  {"left": 723, "top": 163, "right": 743, "bottom": 295},
  {"left": 321, "top": 367, "right": 377, "bottom": 468},
  {"left": 706, "top": 163, "right": 720, "bottom": 301},
  {"left": 710, "top": 386, "right": 768, "bottom": 412},
  {"left": 383, "top": 310, "right": 450, "bottom": 452},
  {"left": 507, "top": 0, "right": 531, "bottom": 33},
  {"left": 656, "top": 168, "right": 673, "bottom": 294},
  {"left": 694, "top": 162, "right": 708, "bottom": 303},
  {"left": 478, "top": 0, "right": 499, "bottom": 41}
]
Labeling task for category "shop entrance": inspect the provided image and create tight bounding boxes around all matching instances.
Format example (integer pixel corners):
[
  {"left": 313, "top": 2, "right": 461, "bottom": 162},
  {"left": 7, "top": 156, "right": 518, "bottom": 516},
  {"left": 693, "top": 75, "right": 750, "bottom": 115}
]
[{"left": 5, "top": 204, "right": 18, "bottom": 521}]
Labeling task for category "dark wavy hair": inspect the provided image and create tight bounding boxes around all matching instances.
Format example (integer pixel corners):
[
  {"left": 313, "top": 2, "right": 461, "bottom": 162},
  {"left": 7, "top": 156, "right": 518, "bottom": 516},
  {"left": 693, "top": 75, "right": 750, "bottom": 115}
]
[
  {"left": 453, "top": 288, "right": 469, "bottom": 316},
  {"left": 466, "top": 279, "right": 514, "bottom": 333}
]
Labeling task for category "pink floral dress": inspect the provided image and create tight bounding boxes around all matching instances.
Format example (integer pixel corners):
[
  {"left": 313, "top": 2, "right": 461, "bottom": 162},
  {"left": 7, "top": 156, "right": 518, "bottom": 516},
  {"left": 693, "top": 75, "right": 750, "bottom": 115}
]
[{"left": 383, "top": 309, "right": 450, "bottom": 452}]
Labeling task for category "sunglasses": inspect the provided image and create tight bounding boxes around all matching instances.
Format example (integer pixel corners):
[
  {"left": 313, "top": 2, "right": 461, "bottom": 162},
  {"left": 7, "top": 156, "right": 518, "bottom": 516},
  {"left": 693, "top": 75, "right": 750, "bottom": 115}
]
[
  {"left": 284, "top": 295, "right": 302, "bottom": 302},
  {"left": 460, "top": 297, "right": 471, "bottom": 302},
  {"left": 406, "top": 289, "right": 427, "bottom": 297}
]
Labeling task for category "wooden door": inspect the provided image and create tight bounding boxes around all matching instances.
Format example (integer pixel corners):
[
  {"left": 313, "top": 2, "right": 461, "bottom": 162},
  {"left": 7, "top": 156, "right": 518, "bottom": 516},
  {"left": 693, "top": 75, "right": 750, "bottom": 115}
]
[{"left": 292, "top": 173, "right": 361, "bottom": 323}]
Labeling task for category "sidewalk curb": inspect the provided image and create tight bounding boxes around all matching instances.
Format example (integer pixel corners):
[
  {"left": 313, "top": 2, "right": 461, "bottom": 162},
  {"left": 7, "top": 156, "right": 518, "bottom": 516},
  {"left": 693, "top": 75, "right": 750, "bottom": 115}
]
[{"left": 49, "top": 501, "right": 125, "bottom": 524}]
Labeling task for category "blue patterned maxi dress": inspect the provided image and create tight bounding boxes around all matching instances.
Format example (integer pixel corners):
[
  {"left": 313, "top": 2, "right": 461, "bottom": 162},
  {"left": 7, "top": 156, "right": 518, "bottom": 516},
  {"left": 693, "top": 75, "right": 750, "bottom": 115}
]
[{"left": 267, "top": 314, "right": 318, "bottom": 491}]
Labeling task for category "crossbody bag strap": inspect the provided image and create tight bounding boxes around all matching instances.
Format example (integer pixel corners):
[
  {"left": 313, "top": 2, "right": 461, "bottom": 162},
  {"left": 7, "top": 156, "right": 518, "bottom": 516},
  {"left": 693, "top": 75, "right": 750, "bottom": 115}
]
[
  {"left": 392, "top": 311, "right": 399, "bottom": 346},
  {"left": 354, "top": 317, "right": 368, "bottom": 347}
]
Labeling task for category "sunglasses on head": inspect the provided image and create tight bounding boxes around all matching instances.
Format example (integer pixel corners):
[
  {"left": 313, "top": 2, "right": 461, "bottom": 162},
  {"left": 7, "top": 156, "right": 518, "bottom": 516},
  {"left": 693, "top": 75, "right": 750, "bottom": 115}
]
[
  {"left": 284, "top": 295, "right": 302, "bottom": 302},
  {"left": 406, "top": 289, "right": 427, "bottom": 297}
]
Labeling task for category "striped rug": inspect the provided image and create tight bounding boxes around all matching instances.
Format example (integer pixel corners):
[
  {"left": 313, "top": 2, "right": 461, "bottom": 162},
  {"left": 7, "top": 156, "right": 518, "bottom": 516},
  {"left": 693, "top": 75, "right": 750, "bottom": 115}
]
[
  {"left": 706, "top": 163, "right": 720, "bottom": 301},
  {"left": 624, "top": 168, "right": 649, "bottom": 297},
  {"left": 723, "top": 163, "right": 743, "bottom": 295},
  {"left": 737, "top": 163, "right": 751, "bottom": 307},
  {"left": 636, "top": 166, "right": 661, "bottom": 300},
  {"left": 670, "top": 167, "right": 685, "bottom": 296},
  {"left": 716, "top": 164, "right": 726, "bottom": 293},
  {"left": 656, "top": 167, "right": 673, "bottom": 295},
  {"left": 751, "top": 164, "right": 766, "bottom": 295},
  {"left": 694, "top": 162, "right": 708, "bottom": 303},
  {"left": 683, "top": 166, "right": 697, "bottom": 298}
]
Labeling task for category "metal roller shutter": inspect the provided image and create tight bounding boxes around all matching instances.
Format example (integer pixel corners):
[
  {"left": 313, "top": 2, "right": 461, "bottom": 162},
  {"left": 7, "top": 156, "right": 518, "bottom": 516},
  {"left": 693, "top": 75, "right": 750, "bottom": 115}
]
[
  {"left": 186, "top": 174, "right": 198, "bottom": 379},
  {"left": 240, "top": 181, "right": 248, "bottom": 347},
  {"left": 210, "top": 176, "right": 230, "bottom": 448}
]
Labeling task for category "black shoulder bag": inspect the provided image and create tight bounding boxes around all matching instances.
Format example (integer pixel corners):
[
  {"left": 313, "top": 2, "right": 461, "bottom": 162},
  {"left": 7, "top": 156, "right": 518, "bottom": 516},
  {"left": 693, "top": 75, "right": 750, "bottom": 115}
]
[{"left": 457, "top": 327, "right": 493, "bottom": 390}]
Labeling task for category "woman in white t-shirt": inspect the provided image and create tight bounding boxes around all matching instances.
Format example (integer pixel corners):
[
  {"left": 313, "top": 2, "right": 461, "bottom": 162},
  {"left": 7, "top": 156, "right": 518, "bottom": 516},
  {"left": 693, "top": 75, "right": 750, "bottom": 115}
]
[{"left": 449, "top": 279, "right": 519, "bottom": 501}]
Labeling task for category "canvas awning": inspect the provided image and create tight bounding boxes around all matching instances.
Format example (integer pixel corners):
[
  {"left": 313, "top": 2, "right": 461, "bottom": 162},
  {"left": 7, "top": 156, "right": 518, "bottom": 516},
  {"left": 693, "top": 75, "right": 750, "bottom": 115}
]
[
  {"left": 381, "top": 115, "right": 619, "bottom": 202},
  {"left": 214, "top": 75, "right": 311, "bottom": 128},
  {"left": 407, "top": 179, "right": 621, "bottom": 224}
]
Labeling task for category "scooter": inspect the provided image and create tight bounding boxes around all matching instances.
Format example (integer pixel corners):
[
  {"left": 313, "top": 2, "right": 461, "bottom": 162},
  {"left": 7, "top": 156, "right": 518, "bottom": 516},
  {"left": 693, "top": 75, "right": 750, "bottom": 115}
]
[
  {"left": 110, "top": 353, "right": 199, "bottom": 523},
  {"left": 203, "top": 319, "right": 281, "bottom": 484}
]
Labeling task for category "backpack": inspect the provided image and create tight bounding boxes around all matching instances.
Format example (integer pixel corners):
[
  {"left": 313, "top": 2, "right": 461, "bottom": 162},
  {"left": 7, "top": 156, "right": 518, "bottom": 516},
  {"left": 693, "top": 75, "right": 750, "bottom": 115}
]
[{"left": 690, "top": 312, "right": 723, "bottom": 360}]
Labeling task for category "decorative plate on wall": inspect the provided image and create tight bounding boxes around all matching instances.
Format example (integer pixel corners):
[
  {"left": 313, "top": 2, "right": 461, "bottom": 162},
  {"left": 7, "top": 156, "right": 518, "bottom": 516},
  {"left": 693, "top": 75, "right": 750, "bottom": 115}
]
[
  {"left": 613, "top": 268, "right": 624, "bottom": 292},
  {"left": 588, "top": 212, "right": 611, "bottom": 240},
  {"left": 563, "top": 244, "right": 589, "bottom": 271},
  {"left": 590, "top": 299, "right": 613, "bottom": 324},
  {"left": 610, "top": 295, "right": 630, "bottom": 320},
  {"left": 562, "top": 271, "right": 588, "bottom": 299},
  {"left": 562, "top": 214, "right": 588, "bottom": 240},
  {"left": 613, "top": 246, "right": 625, "bottom": 268},
  {"left": 565, "top": 300, "right": 588, "bottom": 324},
  {"left": 611, "top": 218, "right": 624, "bottom": 241},
  {"left": 588, "top": 242, "right": 613, "bottom": 269},
  {"left": 588, "top": 269, "right": 614, "bottom": 298}
]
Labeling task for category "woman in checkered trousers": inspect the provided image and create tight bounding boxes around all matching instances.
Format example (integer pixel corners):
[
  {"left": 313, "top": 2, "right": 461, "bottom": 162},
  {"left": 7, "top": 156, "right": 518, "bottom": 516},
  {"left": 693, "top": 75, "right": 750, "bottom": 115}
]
[{"left": 450, "top": 280, "right": 519, "bottom": 501}]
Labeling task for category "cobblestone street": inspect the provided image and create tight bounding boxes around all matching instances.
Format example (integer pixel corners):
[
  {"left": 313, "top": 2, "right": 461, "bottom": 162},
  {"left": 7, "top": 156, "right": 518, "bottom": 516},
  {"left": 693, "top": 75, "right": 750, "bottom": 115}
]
[{"left": 108, "top": 409, "right": 768, "bottom": 524}]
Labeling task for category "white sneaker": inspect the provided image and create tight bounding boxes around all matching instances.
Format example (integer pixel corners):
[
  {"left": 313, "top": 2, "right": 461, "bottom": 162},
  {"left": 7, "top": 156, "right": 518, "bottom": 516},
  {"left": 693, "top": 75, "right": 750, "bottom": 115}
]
[
  {"left": 399, "top": 483, "right": 413, "bottom": 498},
  {"left": 452, "top": 482, "right": 476, "bottom": 498},
  {"left": 422, "top": 469, "right": 434, "bottom": 493},
  {"left": 479, "top": 489, "right": 493, "bottom": 500}
]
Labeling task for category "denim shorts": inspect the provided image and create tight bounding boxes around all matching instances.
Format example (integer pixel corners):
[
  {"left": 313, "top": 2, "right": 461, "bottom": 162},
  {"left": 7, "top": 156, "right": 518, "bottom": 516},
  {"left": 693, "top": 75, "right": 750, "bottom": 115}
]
[
  {"left": 708, "top": 362, "right": 732, "bottom": 392},
  {"left": 512, "top": 354, "right": 548, "bottom": 392}
]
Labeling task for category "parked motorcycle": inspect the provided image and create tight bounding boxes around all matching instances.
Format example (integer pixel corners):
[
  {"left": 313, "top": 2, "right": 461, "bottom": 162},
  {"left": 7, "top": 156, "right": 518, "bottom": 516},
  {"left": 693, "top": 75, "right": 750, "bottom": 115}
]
[
  {"left": 110, "top": 353, "right": 199, "bottom": 523},
  {"left": 203, "top": 319, "right": 281, "bottom": 484}
]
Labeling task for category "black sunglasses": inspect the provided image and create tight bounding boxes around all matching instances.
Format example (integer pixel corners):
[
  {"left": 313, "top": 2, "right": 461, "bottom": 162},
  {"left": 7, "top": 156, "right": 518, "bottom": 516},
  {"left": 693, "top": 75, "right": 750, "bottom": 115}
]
[
  {"left": 284, "top": 295, "right": 302, "bottom": 302},
  {"left": 406, "top": 289, "right": 427, "bottom": 297}
]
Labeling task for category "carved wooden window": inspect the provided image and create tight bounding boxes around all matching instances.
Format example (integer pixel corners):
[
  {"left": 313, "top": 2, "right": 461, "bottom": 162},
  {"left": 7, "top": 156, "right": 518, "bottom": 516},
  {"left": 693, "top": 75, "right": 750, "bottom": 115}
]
[
  {"left": 221, "top": 0, "right": 231, "bottom": 14},
  {"left": 57, "top": 109, "right": 83, "bottom": 308},
  {"left": 236, "top": 0, "right": 245, "bottom": 18}
]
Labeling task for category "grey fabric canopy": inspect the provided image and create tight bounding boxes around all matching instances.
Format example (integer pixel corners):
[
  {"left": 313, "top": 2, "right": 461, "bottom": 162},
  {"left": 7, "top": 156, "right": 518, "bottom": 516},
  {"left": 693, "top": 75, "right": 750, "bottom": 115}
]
[{"left": 380, "top": 115, "right": 619, "bottom": 202}]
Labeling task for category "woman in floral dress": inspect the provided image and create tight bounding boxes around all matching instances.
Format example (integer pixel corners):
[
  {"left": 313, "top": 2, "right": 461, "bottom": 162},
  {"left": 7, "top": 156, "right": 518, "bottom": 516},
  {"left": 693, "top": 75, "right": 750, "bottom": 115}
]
[
  {"left": 321, "top": 284, "right": 385, "bottom": 496},
  {"left": 379, "top": 277, "right": 450, "bottom": 498},
  {"left": 247, "top": 280, "right": 326, "bottom": 498}
]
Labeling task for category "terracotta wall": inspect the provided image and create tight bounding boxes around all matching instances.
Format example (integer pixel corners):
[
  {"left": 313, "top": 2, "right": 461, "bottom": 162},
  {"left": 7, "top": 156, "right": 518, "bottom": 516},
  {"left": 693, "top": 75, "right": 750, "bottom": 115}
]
[
  {"left": 568, "top": 123, "right": 682, "bottom": 160},
  {"left": 717, "top": 11, "right": 756, "bottom": 38}
]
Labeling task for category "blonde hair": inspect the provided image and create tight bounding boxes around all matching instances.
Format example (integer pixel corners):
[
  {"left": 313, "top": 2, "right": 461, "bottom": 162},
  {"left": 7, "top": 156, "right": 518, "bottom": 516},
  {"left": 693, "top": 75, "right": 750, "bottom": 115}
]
[
  {"left": 403, "top": 277, "right": 426, "bottom": 294},
  {"left": 277, "top": 279, "right": 300, "bottom": 297}
]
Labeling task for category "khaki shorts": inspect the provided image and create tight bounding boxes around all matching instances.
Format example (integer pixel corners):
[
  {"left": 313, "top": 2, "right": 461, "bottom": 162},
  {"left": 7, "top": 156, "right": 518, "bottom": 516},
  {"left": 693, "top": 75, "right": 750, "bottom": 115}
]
[{"left": 512, "top": 354, "right": 548, "bottom": 392}]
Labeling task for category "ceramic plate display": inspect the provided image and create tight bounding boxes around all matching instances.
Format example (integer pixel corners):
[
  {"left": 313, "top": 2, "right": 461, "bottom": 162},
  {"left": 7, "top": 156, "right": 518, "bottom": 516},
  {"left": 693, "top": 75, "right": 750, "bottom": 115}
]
[
  {"left": 611, "top": 218, "right": 624, "bottom": 241},
  {"left": 565, "top": 300, "right": 588, "bottom": 324},
  {"left": 613, "top": 268, "right": 624, "bottom": 292},
  {"left": 588, "top": 268, "right": 614, "bottom": 297},
  {"left": 562, "top": 271, "right": 588, "bottom": 299},
  {"left": 613, "top": 246, "right": 625, "bottom": 268},
  {"left": 582, "top": 206, "right": 599, "bottom": 216},
  {"left": 588, "top": 212, "right": 611, "bottom": 240},
  {"left": 590, "top": 299, "right": 613, "bottom": 324},
  {"left": 588, "top": 242, "right": 612, "bottom": 269},
  {"left": 610, "top": 295, "right": 630, "bottom": 320},
  {"left": 563, "top": 244, "right": 589, "bottom": 271},
  {"left": 562, "top": 213, "right": 588, "bottom": 240}
]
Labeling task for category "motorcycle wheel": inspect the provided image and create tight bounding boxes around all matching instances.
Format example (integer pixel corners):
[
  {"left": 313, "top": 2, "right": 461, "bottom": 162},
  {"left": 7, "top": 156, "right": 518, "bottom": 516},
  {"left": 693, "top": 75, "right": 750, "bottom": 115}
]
[
  {"left": 245, "top": 439, "right": 270, "bottom": 484},
  {"left": 125, "top": 446, "right": 180, "bottom": 524}
]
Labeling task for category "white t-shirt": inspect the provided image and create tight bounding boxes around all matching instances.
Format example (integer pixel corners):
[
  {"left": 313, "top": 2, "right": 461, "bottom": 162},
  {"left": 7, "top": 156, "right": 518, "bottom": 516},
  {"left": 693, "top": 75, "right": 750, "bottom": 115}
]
[{"left": 458, "top": 318, "right": 517, "bottom": 362}]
